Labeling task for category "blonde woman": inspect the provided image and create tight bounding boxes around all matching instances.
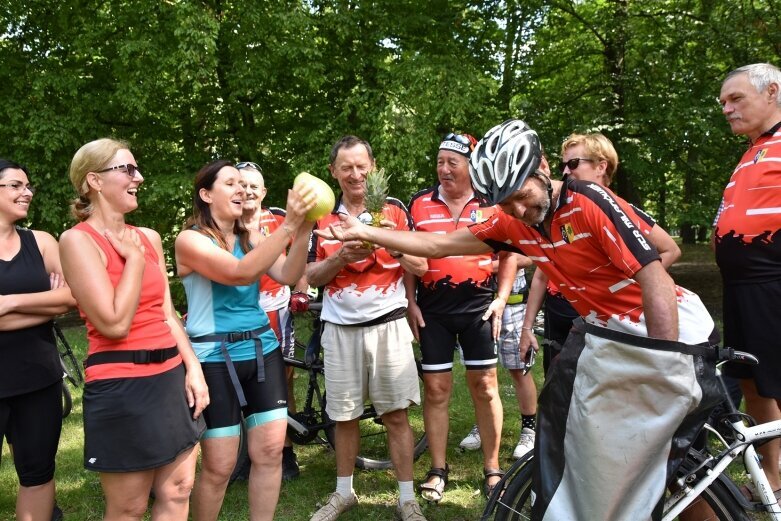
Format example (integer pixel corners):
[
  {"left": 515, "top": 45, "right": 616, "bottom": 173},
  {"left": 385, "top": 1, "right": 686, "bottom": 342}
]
[{"left": 59, "top": 139, "right": 208, "bottom": 521}]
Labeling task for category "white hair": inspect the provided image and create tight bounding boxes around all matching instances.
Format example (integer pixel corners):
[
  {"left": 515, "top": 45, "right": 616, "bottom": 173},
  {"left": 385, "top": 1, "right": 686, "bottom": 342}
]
[{"left": 726, "top": 63, "right": 781, "bottom": 107}]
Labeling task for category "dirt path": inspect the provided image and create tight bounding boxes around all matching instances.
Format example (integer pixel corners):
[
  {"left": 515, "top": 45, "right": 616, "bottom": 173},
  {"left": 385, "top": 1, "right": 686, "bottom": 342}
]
[{"left": 668, "top": 243, "right": 723, "bottom": 321}]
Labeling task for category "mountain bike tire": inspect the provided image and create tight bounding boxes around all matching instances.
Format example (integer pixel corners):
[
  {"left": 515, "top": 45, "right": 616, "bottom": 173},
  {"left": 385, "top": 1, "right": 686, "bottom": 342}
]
[
  {"left": 490, "top": 456, "right": 534, "bottom": 521},
  {"left": 484, "top": 455, "right": 750, "bottom": 521}
]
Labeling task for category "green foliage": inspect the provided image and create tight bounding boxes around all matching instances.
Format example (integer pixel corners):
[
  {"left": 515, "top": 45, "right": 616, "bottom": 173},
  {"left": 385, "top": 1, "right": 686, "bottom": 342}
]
[{"left": 0, "top": 0, "right": 779, "bottom": 249}]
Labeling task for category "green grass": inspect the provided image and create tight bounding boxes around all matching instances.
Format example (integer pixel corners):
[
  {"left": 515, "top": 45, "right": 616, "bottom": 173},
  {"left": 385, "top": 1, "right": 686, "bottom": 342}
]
[{"left": 0, "top": 325, "right": 544, "bottom": 520}]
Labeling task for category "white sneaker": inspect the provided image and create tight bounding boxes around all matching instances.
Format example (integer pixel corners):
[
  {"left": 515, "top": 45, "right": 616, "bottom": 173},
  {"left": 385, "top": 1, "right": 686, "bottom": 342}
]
[
  {"left": 397, "top": 500, "right": 428, "bottom": 520},
  {"left": 310, "top": 492, "right": 358, "bottom": 521},
  {"left": 459, "top": 424, "right": 481, "bottom": 451},
  {"left": 512, "top": 427, "right": 535, "bottom": 460}
]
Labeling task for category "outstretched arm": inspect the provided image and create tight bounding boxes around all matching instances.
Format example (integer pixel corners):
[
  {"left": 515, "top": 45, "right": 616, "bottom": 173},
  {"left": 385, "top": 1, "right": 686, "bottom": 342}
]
[{"left": 320, "top": 213, "right": 492, "bottom": 258}]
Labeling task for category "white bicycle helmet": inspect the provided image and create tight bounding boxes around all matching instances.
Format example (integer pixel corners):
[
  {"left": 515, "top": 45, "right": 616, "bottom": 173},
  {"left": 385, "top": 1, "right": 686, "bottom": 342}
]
[{"left": 470, "top": 119, "right": 542, "bottom": 204}]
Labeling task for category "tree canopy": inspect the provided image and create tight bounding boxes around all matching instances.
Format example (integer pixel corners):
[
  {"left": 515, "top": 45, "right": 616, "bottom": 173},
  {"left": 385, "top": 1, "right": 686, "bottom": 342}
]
[{"left": 1, "top": 0, "right": 778, "bottom": 253}]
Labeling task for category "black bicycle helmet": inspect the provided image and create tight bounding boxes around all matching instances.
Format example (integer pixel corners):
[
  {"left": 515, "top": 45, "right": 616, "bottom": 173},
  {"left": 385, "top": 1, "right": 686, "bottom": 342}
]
[{"left": 469, "top": 119, "right": 542, "bottom": 204}]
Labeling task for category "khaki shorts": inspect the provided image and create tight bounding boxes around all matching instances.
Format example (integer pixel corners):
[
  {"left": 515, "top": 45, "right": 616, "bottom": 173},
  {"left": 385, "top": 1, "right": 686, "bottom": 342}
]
[{"left": 322, "top": 318, "right": 420, "bottom": 421}]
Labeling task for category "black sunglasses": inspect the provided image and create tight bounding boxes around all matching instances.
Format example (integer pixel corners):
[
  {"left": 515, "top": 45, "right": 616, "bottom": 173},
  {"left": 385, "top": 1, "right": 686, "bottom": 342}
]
[
  {"left": 97, "top": 164, "right": 141, "bottom": 179},
  {"left": 236, "top": 161, "right": 263, "bottom": 174},
  {"left": 558, "top": 157, "right": 594, "bottom": 173}
]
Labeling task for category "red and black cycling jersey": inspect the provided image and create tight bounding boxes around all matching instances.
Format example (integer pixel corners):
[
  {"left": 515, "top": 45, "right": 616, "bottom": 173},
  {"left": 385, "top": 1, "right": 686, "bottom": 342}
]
[
  {"left": 408, "top": 185, "right": 498, "bottom": 315},
  {"left": 469, "top": 176, "right": 715, "bottom": 345},
  {"left": 714, "top": 121, "right": 781, "bottom": 284},
  {"left": 544, "top": 201, "right": 656, "bottom": 302}
]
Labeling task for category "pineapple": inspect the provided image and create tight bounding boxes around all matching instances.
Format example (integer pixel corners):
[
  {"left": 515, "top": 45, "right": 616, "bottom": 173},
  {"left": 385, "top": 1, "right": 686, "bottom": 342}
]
[
  {"left": 362, "top": 167, "right": 390, "bottom": 248},
  {"left": 364, "top": 167, "right": 390, "bottom": 226}
]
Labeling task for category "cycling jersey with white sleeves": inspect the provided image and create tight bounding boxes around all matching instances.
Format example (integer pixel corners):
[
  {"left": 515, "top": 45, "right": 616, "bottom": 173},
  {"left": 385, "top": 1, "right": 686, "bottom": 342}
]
[
  {"left": 469, "top": 176, "right": 714, "bottom": 345},
  {"left": 308, "top": 196, "right": 412, "bottom": 325}
]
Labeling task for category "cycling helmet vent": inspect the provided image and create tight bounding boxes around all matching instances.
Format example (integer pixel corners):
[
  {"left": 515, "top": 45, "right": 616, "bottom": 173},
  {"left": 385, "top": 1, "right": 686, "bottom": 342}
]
[{"left": 470, "top": 119, "right": 541, "bottom": 205}]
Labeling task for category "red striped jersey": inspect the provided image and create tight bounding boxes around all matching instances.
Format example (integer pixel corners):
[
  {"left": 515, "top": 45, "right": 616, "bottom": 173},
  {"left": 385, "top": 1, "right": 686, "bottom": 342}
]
[
  {"left": 470, "top": 177, "right": 714, "bottom": 345},
  {"left": 714, "top": 121, "right": 781, "bottom": 284},
  {"left": 408, "top": 185, "right": 498, "bottom": 315}
]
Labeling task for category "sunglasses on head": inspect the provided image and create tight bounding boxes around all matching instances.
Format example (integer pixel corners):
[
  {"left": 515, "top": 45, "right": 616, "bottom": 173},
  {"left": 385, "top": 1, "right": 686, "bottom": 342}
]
[
  {"left": 558, "top": 157, "right": 594, "bottom": 173},
  {"left": 236, "top": 161, "right": 262, "bottom": 173},
  {"left": 97, "top": 164, "right": 141, "bottom": 179},
  {"left": 444, "top": 132, "right": 477, "bottom": 147}
]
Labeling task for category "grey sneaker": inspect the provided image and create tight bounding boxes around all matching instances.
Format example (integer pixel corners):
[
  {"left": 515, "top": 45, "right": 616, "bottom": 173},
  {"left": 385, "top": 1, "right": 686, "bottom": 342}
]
[
  {"left": 512, "top": 427, "right": 535, "bottom": 460},
  {"left": 397, "top": 500, "right": 427, "bottom": 520},
  {"left": 310, "top": 492, "right": 358, "bottom": 521},
  {"left": 459, "top": 424, "right": 481, "bottom": 451}
]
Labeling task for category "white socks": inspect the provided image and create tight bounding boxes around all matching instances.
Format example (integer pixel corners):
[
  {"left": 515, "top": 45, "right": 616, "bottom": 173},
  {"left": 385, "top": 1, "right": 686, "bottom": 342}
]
[
  {"left": 336, "top": 475, "right": 354, "bottom": 498},
  {"left": 398, "top": 480, "right": 415, "bottom": 504},
  {"left": 336, "top": 475, "right": 414, "bottom": 505}
]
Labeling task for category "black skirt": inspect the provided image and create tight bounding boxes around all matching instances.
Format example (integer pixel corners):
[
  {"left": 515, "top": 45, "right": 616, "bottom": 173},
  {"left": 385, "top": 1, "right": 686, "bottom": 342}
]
[{"left": 83, "top": 363, "right": 205, "bottom": 472}]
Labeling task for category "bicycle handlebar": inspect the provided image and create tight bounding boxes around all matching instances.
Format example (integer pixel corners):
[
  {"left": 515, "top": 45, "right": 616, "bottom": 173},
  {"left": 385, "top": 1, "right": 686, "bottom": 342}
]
[{"left": 718, "top": 347, "right": 759, "bottom": 365}]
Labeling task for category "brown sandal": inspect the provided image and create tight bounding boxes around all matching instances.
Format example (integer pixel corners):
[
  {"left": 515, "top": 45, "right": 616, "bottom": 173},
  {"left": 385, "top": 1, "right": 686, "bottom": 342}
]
[
  {"left": 483, "top": 468, "right": 505, "bottom": 499},
  {"left": 419, "top": 464, "right": 449, "bottom": 503}
]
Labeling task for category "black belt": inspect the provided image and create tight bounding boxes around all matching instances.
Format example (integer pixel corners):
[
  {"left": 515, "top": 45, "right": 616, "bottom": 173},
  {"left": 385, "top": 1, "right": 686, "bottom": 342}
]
[
  {"left": 576, "top": 318, "right": 723, "bottom": 360},
  {"left": 189, "top": 325, "right": 270, "bottom": 407},
  {"left": 84, "top": 346, "right": 179, "bottom": 368}
]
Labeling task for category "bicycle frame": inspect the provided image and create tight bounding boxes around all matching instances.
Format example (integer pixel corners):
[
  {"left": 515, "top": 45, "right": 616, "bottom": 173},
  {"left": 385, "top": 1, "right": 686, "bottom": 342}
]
[{"left": 664, "top": 418, "right": 781, "bottom": 519}]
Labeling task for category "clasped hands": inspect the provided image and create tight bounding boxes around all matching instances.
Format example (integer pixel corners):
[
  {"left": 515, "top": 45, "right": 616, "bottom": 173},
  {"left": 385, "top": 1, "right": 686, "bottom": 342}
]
[{"left": 319, "top": 213, "right": 403, "bottom": 260}]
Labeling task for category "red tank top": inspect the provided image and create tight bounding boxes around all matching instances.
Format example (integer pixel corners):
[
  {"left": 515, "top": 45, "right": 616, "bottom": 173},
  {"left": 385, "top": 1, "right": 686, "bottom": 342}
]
[{"left": 74, "top": 222, "right": 181, "bottom": 382}]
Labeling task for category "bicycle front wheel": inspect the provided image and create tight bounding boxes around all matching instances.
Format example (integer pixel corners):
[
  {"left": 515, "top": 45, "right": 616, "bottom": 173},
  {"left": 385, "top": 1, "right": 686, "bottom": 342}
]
[
  {"left": 483, "top": 456, "right": 750, "bottom": 521},
  {"left": 666, "top": 479, "right": 749, "bottom": 521},
  {"left": 491, "top": 457, "right": 534, "bottom": 521}
]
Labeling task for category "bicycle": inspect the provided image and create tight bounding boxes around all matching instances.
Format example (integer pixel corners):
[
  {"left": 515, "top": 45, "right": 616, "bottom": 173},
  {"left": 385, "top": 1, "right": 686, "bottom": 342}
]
[
  {"left": 481, "top": 348, "right": 781, "bottom": 521},
  {"left": 54, "top": 321, "right": 83, "bottom": 418},
  {"left": 230, "top": 301, "right": 427, "bottom": 482}
]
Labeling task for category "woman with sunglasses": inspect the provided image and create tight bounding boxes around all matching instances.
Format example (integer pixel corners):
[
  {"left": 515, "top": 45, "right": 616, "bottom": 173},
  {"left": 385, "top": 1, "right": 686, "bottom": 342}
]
[
  {"left": 59, "top": 139, "right": 208, "bottom": 521},
  {"left": 519, "top": 133, "right": 681, "bottom": 372},
  {"left": 0, "top": 159, "right": 75, "bottom": 521},
  {"left": 174, "top": 160, "right": 315, "bottom": 521}
]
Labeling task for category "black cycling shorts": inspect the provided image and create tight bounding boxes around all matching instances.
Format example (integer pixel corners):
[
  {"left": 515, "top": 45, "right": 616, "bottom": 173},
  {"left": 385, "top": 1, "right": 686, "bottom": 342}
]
[
  {"left": 0, "top": 380, "right": 62, "bottom": 486},
  {"left": 418, "top": 312, "right": 497, "bottom": 373},
  {"left": 201, "top": 347, "right": 288, "bottom": 435},
  {"left": 722, "top": 279, "right": 781, "bottom": 398}
]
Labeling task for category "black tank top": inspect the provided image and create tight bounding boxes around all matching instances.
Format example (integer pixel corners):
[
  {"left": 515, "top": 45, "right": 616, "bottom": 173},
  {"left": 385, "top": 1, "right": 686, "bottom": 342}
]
[{"left": 0, "top": 228, "right": 60, "bottom": 398}]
